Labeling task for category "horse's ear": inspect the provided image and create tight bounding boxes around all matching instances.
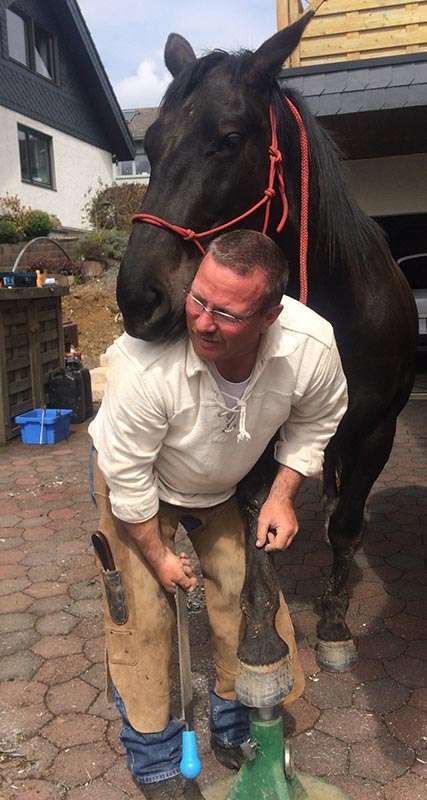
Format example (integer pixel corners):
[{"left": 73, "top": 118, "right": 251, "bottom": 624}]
[
  {"left": 246, "top": 11, "right": 314, "bottom": 81},
  {"left": 165, "top": 33, "right": 197, "bottom": 77}
]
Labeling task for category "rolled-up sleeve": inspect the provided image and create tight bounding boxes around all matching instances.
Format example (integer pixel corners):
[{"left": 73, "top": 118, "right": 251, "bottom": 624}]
[
  {"left": 274, "top": 338, "right": 348, "bottom": 476},
  {"left": 89, "top": 368, "right": 168, "bottom": 524}
]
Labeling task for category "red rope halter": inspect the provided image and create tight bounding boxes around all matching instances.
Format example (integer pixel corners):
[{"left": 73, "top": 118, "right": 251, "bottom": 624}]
[{"left": 132, "top": 98, "right": 310, "bottom": 305}]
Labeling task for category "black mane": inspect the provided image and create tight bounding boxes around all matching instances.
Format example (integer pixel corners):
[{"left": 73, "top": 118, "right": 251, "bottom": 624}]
[{"left": 162, "top": 50, "right": 253, "bottom": 109}]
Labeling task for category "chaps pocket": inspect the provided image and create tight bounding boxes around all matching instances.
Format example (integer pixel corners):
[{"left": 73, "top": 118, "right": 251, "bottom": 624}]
[
  {"left": 102, "top": 570, "right": 129, "bottom": 626},
  {"left": 106, "top": 628, "right": 137, "bottom": 666}
]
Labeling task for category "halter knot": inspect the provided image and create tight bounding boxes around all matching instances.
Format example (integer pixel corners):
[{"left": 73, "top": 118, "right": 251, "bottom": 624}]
[
  {"left": 269, "top": 146, "right": 282, "bottom": 162},
  {"left": 264, "top": 188, "right": 275, "bottom": 198},
  {"left": 183, "top": 228, "right": 196, "bottom": 241}
]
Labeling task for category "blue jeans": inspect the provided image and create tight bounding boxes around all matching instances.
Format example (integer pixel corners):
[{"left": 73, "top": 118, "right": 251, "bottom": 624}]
[{"left": 113, "top": 687, "right": 249, "bottom": 785}]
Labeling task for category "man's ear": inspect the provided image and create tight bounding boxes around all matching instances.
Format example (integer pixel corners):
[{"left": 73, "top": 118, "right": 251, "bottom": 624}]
[
  {"left": 245, "top": 12, "right": 314, "bottom": 83},
  {"left": 165, "top": 33, "right": 197, "bottom": 77}
]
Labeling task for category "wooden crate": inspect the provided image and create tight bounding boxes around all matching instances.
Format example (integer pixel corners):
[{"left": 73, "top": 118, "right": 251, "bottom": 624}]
[
  {"left": 0, "top": 287, "right": 68, "bottom": 445},
  {"left": 277, "top": 0, "right": 427, "bottom": 67}
]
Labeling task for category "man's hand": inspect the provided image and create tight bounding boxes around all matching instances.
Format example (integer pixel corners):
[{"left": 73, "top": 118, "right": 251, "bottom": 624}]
[
  {"left": 152, "top": 548, "right": 197, "bottom": 594},
  {"left": 256, "top": 497, "right": 299, "bottom": 552}
]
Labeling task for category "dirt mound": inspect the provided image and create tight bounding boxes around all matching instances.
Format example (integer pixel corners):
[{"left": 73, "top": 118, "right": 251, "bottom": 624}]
[{"left": 62, "top": 266, "right": 123, "bottom": 368}]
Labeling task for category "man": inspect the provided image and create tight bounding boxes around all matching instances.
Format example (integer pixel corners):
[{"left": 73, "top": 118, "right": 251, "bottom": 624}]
[{"left": 89, "top": 230, "right": 348, "bottom": 798}]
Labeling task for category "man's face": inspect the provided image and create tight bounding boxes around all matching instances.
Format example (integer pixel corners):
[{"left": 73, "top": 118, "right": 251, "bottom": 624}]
[{"left": 185, "top": 253, "right": 281, "bottom": 365}]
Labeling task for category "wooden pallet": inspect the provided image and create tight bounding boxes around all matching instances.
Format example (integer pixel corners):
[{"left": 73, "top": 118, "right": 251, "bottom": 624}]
[{"left": 0, "top": 287, "right": 68, "bottom": 445}]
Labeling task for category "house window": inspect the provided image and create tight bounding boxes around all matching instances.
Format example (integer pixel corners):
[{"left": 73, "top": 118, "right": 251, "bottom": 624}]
[
  {"left": 6, "top": 8, "right": 29, "bottom": 67},
  {"left": 34, "top": 25, "right": 55, "bottom": 80},
  {"left": 18, "top": 125, "right": 54, "bottom": 189},
  {"left": 6, "top": 6, "right": 56, "bottom": 82}
]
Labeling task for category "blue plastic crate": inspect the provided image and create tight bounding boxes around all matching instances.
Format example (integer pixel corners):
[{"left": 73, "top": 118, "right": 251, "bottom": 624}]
[{"left": 15, "top": 408, "right": 73, "bottom": 445}]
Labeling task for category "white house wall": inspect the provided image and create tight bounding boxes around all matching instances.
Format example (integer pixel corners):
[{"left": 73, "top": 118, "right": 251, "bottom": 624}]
[
  {"left": 0, "top": 106, "right": 113, "bottom": 229},
  {"left": 344, "top": 154, "right": 427, "bottom": 217}
]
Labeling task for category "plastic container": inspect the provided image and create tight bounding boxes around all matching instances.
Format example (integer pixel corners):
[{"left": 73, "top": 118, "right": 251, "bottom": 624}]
[
  {"left": 48, "top": 356, "right": 93, "bottom": 424},
  {"left": 15, "top": 408, "right": 73, "bottom": 445}
]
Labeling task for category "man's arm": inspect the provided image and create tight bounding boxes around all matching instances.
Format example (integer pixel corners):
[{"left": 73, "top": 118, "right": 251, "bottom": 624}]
[
  {"left": 123, "top": 515, "right": 197, "bottom": 594},
  {"left": 256, "top": 465, "right": 303, "bottom": 552}
]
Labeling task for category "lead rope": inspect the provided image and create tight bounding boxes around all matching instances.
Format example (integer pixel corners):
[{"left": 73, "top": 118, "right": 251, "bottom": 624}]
[{"left": 132, "top": 98, "right": 309, "bottom": 305}]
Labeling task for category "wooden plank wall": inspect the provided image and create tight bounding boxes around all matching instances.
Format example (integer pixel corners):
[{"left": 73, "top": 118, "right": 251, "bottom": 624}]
[{"left": 277, "top": 0, "right": 427, "bottom": 67}]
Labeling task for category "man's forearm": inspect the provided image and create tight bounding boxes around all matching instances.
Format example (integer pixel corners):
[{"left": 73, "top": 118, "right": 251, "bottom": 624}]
[
  {"left": 269, "top": 464, "right": 304, "bottom": 502},
  {"left": 123, "top": 515, "right": 167, "bottom": 568}
]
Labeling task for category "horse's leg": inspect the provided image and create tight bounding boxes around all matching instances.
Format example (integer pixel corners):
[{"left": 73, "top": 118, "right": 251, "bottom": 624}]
[
  {"left": 235, "top": 443, "right": 294, "bottom": 707},
  {"left": 317, "top": 415, "right": 397, "bottom": 671}
]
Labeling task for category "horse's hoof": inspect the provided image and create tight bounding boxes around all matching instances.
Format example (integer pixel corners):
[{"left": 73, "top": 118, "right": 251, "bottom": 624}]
[
  {"left": 235, "top": 658, "right": 294, "bottom": 707},
  {"left": 315, "top": 638, "right": 358, "bottom": 672}
]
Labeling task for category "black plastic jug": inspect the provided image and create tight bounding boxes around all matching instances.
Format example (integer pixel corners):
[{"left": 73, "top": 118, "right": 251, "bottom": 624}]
[{"left": 48, "top": 356, "right": 93, "bottom": 424}]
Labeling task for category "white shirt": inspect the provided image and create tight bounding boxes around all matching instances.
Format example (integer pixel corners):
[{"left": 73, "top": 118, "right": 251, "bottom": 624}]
[{"left": 89, "top": 296, "right": 348, "bottom": 524}]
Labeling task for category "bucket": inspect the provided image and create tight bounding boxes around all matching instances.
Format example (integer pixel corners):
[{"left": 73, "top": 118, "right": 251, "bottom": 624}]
[{"left": 15, "top": 408, "right": 73, "bottom": 445}]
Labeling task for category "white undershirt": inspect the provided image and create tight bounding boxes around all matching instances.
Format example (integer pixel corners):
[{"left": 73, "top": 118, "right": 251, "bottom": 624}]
[{"left": 209, "top": 363, "right": 251, "bottom": 409}]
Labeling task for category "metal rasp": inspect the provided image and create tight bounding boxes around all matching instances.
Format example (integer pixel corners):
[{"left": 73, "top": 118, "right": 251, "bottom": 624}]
[{"left": 176, "top": 585, "right": 201, "bottom": 779}]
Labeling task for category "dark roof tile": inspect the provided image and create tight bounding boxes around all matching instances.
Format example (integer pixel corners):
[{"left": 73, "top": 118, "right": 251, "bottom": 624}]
[
  {"left": 302, "top": 74, "right": 326, "bottom": 96},
  {"left": 390, "top": 64, "right": 416, "bottom": 87},
  {"left": 346, "top": 69, "right": 371, "bottom": 91},
  {"left": 407, "top": 84, "right": 427, "bottom": 107},
  {"left": 412, "top": 62, "right": 427, "bottom": 84},
  {"left": 318, "top": 94, "right": 342, "bottom": 115},
  {"left": 323, "top": 71, "right": 348, "bottom": 94},
  {"left": 366, "top": 65, "right": 393, "bottom": 89}
]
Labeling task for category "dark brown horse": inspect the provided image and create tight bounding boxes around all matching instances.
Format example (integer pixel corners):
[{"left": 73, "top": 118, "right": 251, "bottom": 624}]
[{"left": 117, "top": 12, "right": 417, "bottom": 692}]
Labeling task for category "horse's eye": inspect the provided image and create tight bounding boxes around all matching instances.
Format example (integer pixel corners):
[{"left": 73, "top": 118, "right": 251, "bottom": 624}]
[{"left": 221, "top": 132, "right": 242, "bottom": 150}]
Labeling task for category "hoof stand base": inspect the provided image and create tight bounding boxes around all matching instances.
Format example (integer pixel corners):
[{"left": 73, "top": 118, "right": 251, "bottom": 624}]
[{"left": 202, "top": 772, "right": 351, "bottom": 800}]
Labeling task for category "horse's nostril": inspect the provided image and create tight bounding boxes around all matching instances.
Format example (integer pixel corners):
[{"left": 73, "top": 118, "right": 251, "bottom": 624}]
[{"left": 144, "top": 284, "right": 163, "bottom": 311}]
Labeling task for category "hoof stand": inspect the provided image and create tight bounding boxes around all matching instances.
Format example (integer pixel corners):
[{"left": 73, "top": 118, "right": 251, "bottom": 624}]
[{"left": 315, "top": 639, "right": 358, "bottom": 673}]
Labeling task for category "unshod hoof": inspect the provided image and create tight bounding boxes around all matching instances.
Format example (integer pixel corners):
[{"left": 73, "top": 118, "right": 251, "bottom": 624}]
[
  {"left": 235, "top": 658, "right": 294, "bottom": 707},
  {"left": 316, "top": 638, "right": 358, "bottom": 672}
]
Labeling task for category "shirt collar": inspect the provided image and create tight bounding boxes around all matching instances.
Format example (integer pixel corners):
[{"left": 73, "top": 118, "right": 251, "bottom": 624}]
[{"left": 185, "top": 313, "right": 298, "bottom": 379}]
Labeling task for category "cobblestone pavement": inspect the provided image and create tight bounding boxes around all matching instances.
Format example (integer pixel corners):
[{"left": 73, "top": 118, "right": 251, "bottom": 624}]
[{"left": 0, "top": 402, "right": 426, "bottom": 800}]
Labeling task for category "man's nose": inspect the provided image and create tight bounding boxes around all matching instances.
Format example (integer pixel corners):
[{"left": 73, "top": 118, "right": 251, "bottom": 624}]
[{"left": 194, "top": 308, "right": 217, "bottom": 333}]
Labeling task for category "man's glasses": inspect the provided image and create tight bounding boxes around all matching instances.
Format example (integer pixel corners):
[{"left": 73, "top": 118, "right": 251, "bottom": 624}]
[{"left": 186, "top": 291, "right": 262, "bottom": 326}]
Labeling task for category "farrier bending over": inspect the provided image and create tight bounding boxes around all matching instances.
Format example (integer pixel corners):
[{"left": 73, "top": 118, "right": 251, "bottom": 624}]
[{"left": 89, "top": 230, "right": 348, "bottom": 799}]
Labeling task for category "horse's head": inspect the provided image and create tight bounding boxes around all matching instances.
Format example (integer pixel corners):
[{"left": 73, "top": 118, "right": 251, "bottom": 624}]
[{"left": 117, "top": 12, "right": 313, "bottom": 341}]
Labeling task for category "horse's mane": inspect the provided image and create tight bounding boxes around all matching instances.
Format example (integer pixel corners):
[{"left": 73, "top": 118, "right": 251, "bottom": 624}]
[
  {"left": 276, "top": 88, "right": 393, "bottom": 280},
  {"left": 161, "top": 50, "right": 393, "bottom": 282}
]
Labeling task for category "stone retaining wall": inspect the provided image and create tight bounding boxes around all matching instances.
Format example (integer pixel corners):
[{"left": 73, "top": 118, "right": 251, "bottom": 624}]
[{"left": 0, "top": 232, "right": 82, "bottom": 271}]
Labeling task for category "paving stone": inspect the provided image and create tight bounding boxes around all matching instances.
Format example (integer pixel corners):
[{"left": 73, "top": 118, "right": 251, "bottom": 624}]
[
  {"left": 104, "top": 758, "right": 142, "bottom": 796},
  {"left": 2, "top": 628, "right": 39, "bottom": 656},
  {"left": 67, "top": 598, "right": 103, "bottom": 618},
  {"left": 406, "top": 639, "right": 427, "bottom": 660},
  {"left": 0, "top": 514, "right": 23, "bottom": 527},
  {"left": 25, "top": 582, "right": 66, "bottom": 599},
  {"left": 88, "top": 692, "right": 119, "bottom": 721},
  {"left": 387, "top": 579, "right": 425, "bottom": 600},
  {"left": 0, "top": 525, "right": 24, "bottom": 539},
  {"left": 358, "top": 631, "right": 407, "bottom": 661},
  {"left": 384, "top": 772, "right": 427, "bottom": 800},
  {"left": 303, "top": 671, "right": 354, "bottom": 709},
  {"left": 405, "top": 599, "right": 427, "bottom": 618},
  {"left": 67, "top": 780, "right": 130, "bottom": 800},
  {"left": 345, "top": 659, "right": 386, "bottom": 684},
  {"left": 354, "top": 678, "right": 411, "bottom": 714},
  {"left": 0, "top": 680, "right": 47, "bottom": 710},
  {"left": 31, "top": 635, "right": 83, "bottom": 658},
  {"left": 106, "top": 719, "right": 126, "bottom": 755},
  {"left": 297, "top": 646, "right": 320, "bottom": 677},
  {"left": 350, "top": 733, "right": 415, "bottom": 783},
  {"left": 385, "top": 613, "right": 427, "bottom": 641},
  {"left": 0, "top": 535, "right": 24, "bottom": 550},
  {"left": 72, "top": 617, "right": 104, "bottom": 639},
  {"left": 0, "top": 592, "right": 34, "bottom": 613},
  {"left": 48, "top": 507, "right": 77, "bottom": 520},
  {"left": 83, "top": 635, "right": 104, "bottom": 663},
  {"left": 357, "top": 596, "right": 405, "bottom": 618},
  {"left": 35, "top": 654, "right": 90, "bottom": 686},
  {"left": 385, "top": 706, "right": 427, "bottom": 750},
  {"left": 35, "top": 612, "right": 78, "bottom": 636},
  {"left": 28, "top": 565, "right": 64, "bottom": 582},
  {"left": 293, "top": 729, "right": 348, "bottom": 776},
  {"left": 46, "top": 677, "right": 98, "bottom": 714},
  {"left": 29, "top": 596, "right": 71, "bottom": 616},
  {"left": 0, "top": 650, "right": 43, "bottom": 681},
  {"left": 316, "top": 708, "right": 386, "bottom": 743},
  {"left": 22, "top": 526, "right": 56, "bottom": 542},
  {"left": 41, "top": 712, "right": 107, "bottom": 747},
  {"left": 2, "top": 779, "right": 62, "bottom": 800},
  {"left": 81, "top": 663, "right": 105, "bottom": 690},
  {"left": 2, "top": 735, "right": 58, "bottom": 782},
  {"left": 327, "top": 775, "right": 385, "bottom": 800},
  {"left": 0, "top": 564, "right": 27, "bottom": 579},
  {"left": 69, "top": 579, "right": 102, "bottom": 601},
  {"left": 384, "top": 655, "right": 426, "bottom": 688},
  {"left": 50, "top": 742, "right": 117, "bottom": 787},
  {"left": 0, "top": 703, "right": 52, "bottom": 739},
  {"left": 0, "top": 577, "right": 30, "bottom": 596},
  {"left": 282, "top": 697, "right": 320, "bottom": 736},
  {"left": 409, "top": 688, "right": 427, "bottom": 710}
]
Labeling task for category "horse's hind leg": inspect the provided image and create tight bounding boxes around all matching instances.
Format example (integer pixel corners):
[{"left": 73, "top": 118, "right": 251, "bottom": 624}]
[{"left": 317, "top": 415, "right": 397, "bottom": 672}]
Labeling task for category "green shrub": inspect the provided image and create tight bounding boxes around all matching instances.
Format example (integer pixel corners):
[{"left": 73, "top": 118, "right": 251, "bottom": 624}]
[
  {"left": 0, "top": 218, "right": 20, "bottom": 243},
  {"left": 77, "top": 228, "right": 129, "bottom": 262},
  {"left": 23, "top": 210, "right": 54, "bottom": 239},
  {"left": 82, "top": 181, "right": 146, "bottom": 232}
]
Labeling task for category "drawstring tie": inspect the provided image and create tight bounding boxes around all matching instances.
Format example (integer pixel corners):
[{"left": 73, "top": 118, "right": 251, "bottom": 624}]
[{"left": 218, "top": 396, "right": 251, "bottom": 442}]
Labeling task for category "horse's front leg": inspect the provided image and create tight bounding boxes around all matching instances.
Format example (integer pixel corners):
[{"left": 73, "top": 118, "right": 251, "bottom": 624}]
[{"left": 235, "top": 446, "right": 294, "bottom": 708}]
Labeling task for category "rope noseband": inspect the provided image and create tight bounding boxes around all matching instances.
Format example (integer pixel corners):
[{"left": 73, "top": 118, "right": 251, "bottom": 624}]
[{"left": 132, "top": 98, "right": 310, "bottom": 305}]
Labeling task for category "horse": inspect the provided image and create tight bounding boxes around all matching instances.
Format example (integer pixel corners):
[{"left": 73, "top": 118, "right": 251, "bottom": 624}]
[{"left": 116, "top": 12, "right": 417, "bottom": 686}]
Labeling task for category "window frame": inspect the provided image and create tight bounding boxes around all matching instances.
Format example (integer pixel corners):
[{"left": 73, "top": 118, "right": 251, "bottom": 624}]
[
  {"left": 18, "top": 124, "right": 55, "bottom": 191},
  {"left": 6, "top": 6, "right": 58, "bottom": 84}
]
